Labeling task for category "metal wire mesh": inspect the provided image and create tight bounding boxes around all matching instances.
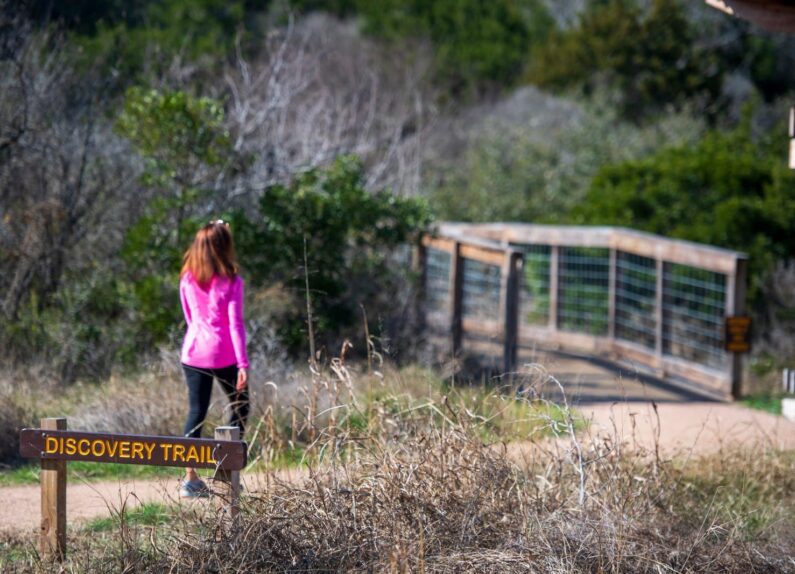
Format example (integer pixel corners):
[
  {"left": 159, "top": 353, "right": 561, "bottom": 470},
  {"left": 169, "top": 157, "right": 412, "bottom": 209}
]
[
  {"left": 558, "top": 247, "right": 610, "bottom": 335},
  {"left": 615, "top": 251, "right": 657, "bottom": 349},
  {"left": 425, "top": 247, "right": 451, "bottom": 318},
  {"left": 511, "top": 244, "right": 551, "bottom": 326},
  {"left": 462, "top": 258, "right": 501, "bottom": 321},
  {"left": 663, "top": 263, "right": 727, "bottom": 369}
]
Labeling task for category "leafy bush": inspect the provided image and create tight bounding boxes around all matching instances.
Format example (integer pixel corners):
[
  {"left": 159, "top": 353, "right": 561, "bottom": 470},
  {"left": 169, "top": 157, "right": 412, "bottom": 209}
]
[
  {"left": 529, "top": 0, "right": 723, "bottom": 119},
  {"left": 575, "top": 116, "right": 795, "bottom": 302},
  {"left": 235, "top": 156, "right": 432, "bottom": 352},
  {"left": 429, "top": 96, "right": 705, "bottom": 223}
]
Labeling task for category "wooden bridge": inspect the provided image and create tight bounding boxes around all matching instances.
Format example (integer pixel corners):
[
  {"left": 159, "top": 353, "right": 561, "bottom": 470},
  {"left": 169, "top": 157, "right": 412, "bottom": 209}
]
[{"left": 417, "top": 223, "right": 749, "bottom": 401}]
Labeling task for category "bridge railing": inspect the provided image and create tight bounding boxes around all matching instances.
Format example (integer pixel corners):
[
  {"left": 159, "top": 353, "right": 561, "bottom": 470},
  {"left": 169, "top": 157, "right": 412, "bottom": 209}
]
[{"left": 418, "top": 223, "right": 748, "bottom": 400}]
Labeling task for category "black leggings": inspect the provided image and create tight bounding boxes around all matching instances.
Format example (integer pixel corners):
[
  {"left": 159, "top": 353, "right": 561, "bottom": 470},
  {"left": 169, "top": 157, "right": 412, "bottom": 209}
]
[{"left": 182, "top": 364, "right": 250, "bottom": 438}]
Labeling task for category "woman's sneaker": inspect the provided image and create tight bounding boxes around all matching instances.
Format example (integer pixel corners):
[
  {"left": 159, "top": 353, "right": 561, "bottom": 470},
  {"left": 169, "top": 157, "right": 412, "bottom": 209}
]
[{"left": 179, "top": 479, "right": 210, "bottom": 498}]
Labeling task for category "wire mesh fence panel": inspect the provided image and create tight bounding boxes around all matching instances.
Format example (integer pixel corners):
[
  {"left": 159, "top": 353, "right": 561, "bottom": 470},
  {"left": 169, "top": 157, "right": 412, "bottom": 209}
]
[
  {"left": 425, "top": 247, "right": 451, "bottom": 322},
  {"left": 615, "top": 251, "right": 657, "bottom": 349},
  {"left": 461, "top": 258, "right": 501, "bottom": 321},
  {"left": 558, "top": 247, "right": 610, "bottom": 335},
  {"left": 663, "top": 263, "right": 727, "bottom": 369},
  {"left": 511, "top": 244, "right": 551, "bottom": 326}
]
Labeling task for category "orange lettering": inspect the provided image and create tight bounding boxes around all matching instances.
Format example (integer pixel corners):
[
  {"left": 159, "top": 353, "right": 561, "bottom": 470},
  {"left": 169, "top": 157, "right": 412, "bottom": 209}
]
[
  {"left": 172, "top": 444, "right": 186, "bottom": 462},
  {"left": 118, "top": 442, "right": 131, "bottom": 458},
  {"left": 105, "top": 440, "right": 119, "bottom": 457},
  {"left": 45, "top": 436, "right": 58, "bottom": 454},
  {"left": 131, "top": 442, "right": 144, "bottom": 460},
  {"left": 185, "top": 446, "right": 199, "bottom": 463},
  {"left": 78, "top": 439, "right": 90, "bottom": 456}
]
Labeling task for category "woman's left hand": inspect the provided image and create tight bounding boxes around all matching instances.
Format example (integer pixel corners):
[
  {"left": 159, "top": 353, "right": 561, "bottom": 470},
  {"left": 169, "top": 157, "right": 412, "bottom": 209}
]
[{"left": 236, "top": 368, "right": 248, "bottom": 392}]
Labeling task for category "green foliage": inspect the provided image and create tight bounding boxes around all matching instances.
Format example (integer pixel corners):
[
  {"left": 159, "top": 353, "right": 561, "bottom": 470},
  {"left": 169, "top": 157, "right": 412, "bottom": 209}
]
[
  {"left": 0, "top": 461, "right": 174, "bottom": 487},
  {"left": 742, "top": 392, "right": 786, "bottom": 416},
  {"left": 117, "top": 87, "right": 231, "bottom": 188},
  {"left": 529, "top": 0, "right": 722, "bottom": 118},
  {"left": 355, "top": 0, "right": 552, "bottom": 92},
  {"left": 429, "top": 100, "right": 705, "bottom": 223},
  {"left": 576, "top": 118, "right": 795, "bottom": 301},
  {"left": 71, "top": 0, "right": 250, "bottom": 79},
  {"left": 116, "top": 88, "right": 234, "bottom": 347},
  {"left": 84, "top": 502, "right": 171, "bottom": 533},
  {"left": 235, "top": 156, "right": 432, "bottom": 350}
]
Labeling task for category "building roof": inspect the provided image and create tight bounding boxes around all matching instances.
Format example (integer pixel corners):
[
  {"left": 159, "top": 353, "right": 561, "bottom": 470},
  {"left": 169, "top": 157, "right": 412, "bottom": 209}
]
[{"left": 706, "top": 0, "right": 795, "bottom": 32}]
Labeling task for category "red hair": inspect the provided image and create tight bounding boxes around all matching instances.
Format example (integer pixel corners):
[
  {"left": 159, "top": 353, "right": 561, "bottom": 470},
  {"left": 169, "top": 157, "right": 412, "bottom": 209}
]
[{"left": 181, "top": 221, "right": 239, "bottom": 284}]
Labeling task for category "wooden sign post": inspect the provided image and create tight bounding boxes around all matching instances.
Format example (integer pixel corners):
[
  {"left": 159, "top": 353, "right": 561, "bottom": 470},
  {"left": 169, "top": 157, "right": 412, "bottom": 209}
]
[
  {"left": 214, "top": 426, "right": 241, "bottom": 523},
  {"left": 40, "top": 417, "right": 67, "bottom": 561},
  {"left": 20, "top": 419, "right": 247, "bottom": 561}
]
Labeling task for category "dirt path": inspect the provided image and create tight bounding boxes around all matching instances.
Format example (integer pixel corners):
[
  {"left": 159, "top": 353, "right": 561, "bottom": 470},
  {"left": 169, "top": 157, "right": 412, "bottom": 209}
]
[
  {"left": 581, "top": 401, "right": 795, "bottom": 455},
  {"left": 1, "top": 468, "right": 304, "bottom": 537},
  {"left": 3, "top": 403, "right": 794, "bottom": 536}
]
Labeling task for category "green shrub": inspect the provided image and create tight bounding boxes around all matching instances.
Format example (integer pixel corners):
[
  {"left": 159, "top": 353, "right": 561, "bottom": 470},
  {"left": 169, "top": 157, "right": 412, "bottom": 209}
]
[
  {"left": 235, "top": 156, "right": 432, "bottom": 351},
  {"left": 528, "top": 0, "right": 722, "bottom": 119},
  {"left": 575, "top": 116, "right": 795, "bottom": 303}
]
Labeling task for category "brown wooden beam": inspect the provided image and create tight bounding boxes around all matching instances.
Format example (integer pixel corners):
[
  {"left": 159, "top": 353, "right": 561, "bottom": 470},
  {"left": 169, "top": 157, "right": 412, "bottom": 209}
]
[{"left": 40, "top": 418, "right": 66, "bottom": 562}]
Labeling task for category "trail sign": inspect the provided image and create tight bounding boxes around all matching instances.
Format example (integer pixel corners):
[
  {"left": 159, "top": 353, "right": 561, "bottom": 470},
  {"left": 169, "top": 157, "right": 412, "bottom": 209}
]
[
  {"left": 725, "top": 316, "right": 751, "bottom": 353},
  {"left": 20, "top": 420, "right": 246, "bottom": 562},
  {"left": 20, "top": 429, "right": 247, "bottom": 470}
]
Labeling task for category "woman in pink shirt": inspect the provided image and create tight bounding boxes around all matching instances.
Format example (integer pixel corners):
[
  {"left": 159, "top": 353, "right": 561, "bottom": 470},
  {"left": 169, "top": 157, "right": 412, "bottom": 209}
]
[{"left": 178, "top": 220, "right": 249, "bottom": 497}]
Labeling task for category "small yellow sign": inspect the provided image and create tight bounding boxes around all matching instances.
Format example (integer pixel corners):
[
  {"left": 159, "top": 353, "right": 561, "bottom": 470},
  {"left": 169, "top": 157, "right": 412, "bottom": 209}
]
[{"left": 725, "top": 316, "right": 751, "bottom": 353}]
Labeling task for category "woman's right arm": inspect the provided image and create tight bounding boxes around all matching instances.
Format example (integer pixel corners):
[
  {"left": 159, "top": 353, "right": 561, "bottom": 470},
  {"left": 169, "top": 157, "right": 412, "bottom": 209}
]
[{"left": 180, "top": 279, "right": 193, "bottom": 325}]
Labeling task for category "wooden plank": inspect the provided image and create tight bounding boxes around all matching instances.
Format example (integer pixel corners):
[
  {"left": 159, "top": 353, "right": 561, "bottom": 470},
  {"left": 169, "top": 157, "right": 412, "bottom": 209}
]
[
  {"left": 40, "top": 417, "right": 66, "bottom": 561},
  {"left": 459, "top": 244, "right": 505, "bottom": 266},
  {"left": 20, "top": 429, "right": 246, "bottom": 470},
  {"left": 611, "top": 230, "right": 740, "bottom": 275},
  {"left": 214, "top": 426, "right": 241, "bottom": 522},
  {"left": 436, "top": 223, "right": 745, "bottom": 275},
  {"left": 421, "top": 235, "right": 456, "bottom": 253},
  {"left": 611, "top": 339, "right": 732, "bottom": 399}
]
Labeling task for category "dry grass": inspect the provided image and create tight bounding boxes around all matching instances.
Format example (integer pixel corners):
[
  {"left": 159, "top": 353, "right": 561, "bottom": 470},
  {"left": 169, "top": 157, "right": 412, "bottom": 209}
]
[{"left": 3, "top": 354, "right": 795, "bottom": 573}]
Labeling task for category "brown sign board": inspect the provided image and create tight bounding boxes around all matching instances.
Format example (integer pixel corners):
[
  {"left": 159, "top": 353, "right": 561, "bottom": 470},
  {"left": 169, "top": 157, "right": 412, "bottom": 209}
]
[
  {"left": 725, "top": 316, "right": 751, "bottom": 354},
  {"left": 19, "top": 429, "right": 247, "bottom": 471}
]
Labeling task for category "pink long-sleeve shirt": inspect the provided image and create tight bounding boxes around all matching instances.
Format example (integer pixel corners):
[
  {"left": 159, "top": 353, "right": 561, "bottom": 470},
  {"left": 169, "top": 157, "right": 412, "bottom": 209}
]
[{"left": 179, "top": 273, "right": 249, "bottom": 369}]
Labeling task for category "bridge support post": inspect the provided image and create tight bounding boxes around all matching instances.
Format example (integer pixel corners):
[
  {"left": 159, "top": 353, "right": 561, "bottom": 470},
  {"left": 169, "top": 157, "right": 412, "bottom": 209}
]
[
  {"left": 727, "top": 258, "right": 748, "bottom": 399},
  {"left": 608, "top": 248, "right": 617, "bottom": 348},
  {"left": 548, "top": 246, "right": 559, "bottom": 335},
  {"left": 450, "top": 242, "right": 464, "bottom": 360},
  {"left": 654, "top": 258, "right": 665, "bottom": 374},
  {"left": 502, "top": 251, "right": 522, "bottom": 376}
]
